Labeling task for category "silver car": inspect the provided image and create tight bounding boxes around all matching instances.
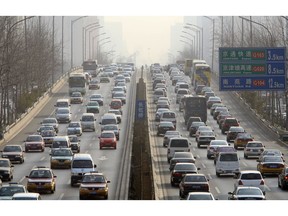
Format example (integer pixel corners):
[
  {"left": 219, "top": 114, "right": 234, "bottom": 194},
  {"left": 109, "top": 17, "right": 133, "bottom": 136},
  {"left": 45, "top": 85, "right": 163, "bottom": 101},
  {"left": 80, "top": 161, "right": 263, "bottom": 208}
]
[
  {"left": 244, "top": 141, "right": 265, "bottom": 159},
  {"left": 163, "top": 130, "right": 181, "bottom": 147},
  {"left": 55, "top": 107, "right": 71, "bottom": 123}
]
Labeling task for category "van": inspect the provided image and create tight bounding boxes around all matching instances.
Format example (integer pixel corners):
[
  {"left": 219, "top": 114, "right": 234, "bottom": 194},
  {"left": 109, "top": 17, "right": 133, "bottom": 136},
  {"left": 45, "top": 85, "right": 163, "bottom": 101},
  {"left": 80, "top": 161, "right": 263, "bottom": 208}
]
[
  {"left": 55, "top": 98, "right": 70, "bottom": 108},
  {"left": 99, "top": 113, "right": 118, "bottom": 130},
  {"left": 215, "top": 152, "right": 240, "bottom": 177},
  {"left": 70, "top": 153, "right": 97, "bottom": 186},
  {"left": 167, "top": 137, "right": 191, "bottom": 163},
  {"left": 51, "top": 136, "right": 71, "bottom": 149},
  {"left": 80, "top": 113, "right": 96, "bottom": 132}
]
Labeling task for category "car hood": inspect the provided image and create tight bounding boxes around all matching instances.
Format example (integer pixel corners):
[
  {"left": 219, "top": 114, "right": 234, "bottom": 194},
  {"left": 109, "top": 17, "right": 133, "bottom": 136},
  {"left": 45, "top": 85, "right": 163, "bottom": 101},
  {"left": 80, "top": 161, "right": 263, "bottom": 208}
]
[
  {"left": 100, "top": 138, "right": 115, "bottom": 142},
  {"left": 0, "top": 196, "right": 13, "bottom": 200},
  {"left": 0, "top": 167, "right": 11, "bottom": 172},
  {"left": 51, "top": 156, "right": 73, "bottom": 160},
  {"left": 27, "top": 178, "right": 53, "bottom": 183},
  {"left": 80, "top": 183, "right": 106, "bottom": 188},
  {"left": 2, "top": 152, "right": 22, "bottom": 156},
  {"left": 25, "top": 142, "right": 42, "bottom": 145}
]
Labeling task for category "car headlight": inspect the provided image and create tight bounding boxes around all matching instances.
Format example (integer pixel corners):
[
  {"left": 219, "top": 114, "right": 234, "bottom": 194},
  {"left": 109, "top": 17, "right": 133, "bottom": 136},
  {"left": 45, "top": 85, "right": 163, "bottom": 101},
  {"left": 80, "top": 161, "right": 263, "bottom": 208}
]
[
  {"left": 2, "top": 155, "right": 8, "bottom": 158},
  {"left": 3, "top": 171, "right": 9, "bottom": 174}
]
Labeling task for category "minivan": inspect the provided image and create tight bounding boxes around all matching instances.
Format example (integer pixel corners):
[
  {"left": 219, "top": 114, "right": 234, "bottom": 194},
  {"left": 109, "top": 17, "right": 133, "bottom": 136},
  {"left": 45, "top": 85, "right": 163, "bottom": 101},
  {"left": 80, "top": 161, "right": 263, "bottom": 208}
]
[
  {"left": 167, "top": 138, "right": 191, "bottom": 163},
  {"left": 55, "top": 98, "right": 70, "bottom": 108},
  {"left": 70, "top": 153, "right": 97, "bottom": 186},
  {"left": 80, "top": 113, "right": 96, "bottom": 132},
  {"left": 51, "top": 136, "right": 71, "bottom": 149},
  {"left": 99, "top": 113, "right": 118, "bottom": 130},
  {"left": 215, "top": 152, "right": 240, "bottom": 177}
]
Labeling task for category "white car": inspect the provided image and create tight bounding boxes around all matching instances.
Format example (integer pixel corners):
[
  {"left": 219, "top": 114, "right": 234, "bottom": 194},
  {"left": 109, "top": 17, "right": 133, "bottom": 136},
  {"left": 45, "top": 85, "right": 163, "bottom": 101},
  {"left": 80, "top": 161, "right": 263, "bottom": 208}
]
[{"left": 233, "top": 170, "right": 266, "bottom": 195}]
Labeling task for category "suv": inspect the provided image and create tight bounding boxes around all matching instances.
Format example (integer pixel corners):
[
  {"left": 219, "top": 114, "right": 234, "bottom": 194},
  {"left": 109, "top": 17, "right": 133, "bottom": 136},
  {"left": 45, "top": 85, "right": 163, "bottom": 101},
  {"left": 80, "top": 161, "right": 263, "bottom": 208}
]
[
  {"left": 80, "top": 113, "right": 96, "bottom": 132},
  {"left": 221, "top": 117, "right": 240, "bottom": 134},
  {"left": 1, "top": 145, "right": 24, "bottom": 164},
  {"left": 70, "top": 153, "right": 97, "bottom": 186},
  {"left": 26, "top": 166, "right": 57, "bottom": 193},
  {"left": 0, "top": 158, "right": 14, "bottom": 181},
  {"left": 167, "top": 138, "right": 191, "bottom": 163},
  {"left": 79, "top": 172, "right": 110, "bottom": 200},
  {"left": 233, "top": 170, "right": 266, "bottom": 195}
]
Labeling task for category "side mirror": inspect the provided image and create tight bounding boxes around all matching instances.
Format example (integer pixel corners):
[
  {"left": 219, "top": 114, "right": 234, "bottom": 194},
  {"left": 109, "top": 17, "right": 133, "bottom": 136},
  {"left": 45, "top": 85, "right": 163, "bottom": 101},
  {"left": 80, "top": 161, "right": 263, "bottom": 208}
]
[
  {"left": 94, "top": 164, "right": 97, "bottom": 168},
  {"left": 256, "top": 159, "right": 260, "bottom": 162},
  {"left": 197, "top": 167, "right": 201, "bottom": 170},
  {"left": 107, "top": 180, "right": 111, "bottom": 183}
]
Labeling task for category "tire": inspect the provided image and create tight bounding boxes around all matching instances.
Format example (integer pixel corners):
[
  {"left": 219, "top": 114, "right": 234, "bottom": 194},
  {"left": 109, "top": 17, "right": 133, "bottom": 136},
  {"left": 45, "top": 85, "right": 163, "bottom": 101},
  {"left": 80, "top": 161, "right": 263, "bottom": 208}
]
[
  {"left": 170, "top": 180, "right": 175, "bottom": 187},
  {"left": 244, "top": 154, "right": 248, "bottom": 159},
  {"left": 197, "top": 143, "right": 201, "bottom": 148},
  {"left": 104, "top": 194, "right": 108, "bottom": 200},
  {"left": 221, "top": 130, "right": 225, "bottom": 134},
  {"left": 216, "top": 172, "right": 220, "bottom": 177},
  {"left": 207, "top": 155, "right": 211, "bottom": 159},
  {"left": 278, "top": 178, "right": 281, "bottom": 188}
]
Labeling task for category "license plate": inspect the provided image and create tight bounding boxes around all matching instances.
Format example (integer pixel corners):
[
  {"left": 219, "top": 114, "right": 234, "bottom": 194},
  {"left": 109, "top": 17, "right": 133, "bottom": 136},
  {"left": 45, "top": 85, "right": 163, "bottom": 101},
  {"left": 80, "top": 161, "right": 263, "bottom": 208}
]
[
  {"left": 192, "top": 185, "right": 201, "bottom": 189},
  {"left": 253, "top": 149, "right": 259, "bottom": 152},
  {"left": 269, "top": 165, "right": 278, "bottom": 168}
]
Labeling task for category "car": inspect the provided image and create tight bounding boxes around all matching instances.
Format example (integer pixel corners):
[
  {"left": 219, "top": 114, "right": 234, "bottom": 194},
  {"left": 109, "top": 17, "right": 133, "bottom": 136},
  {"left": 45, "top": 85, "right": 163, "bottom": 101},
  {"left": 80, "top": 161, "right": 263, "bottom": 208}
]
[
  {"left": 68, "top": 135, "right": 81, "bottom": 153},
  {"left": 90, "top": 94, "right": 104, "bottom": 106},
  {"left": 37, "top": 125, "right": 56, "bottom": 134},
  {"left": 176, "top": 88, "right": 190, "bottom": 104},
  {"left": 278, "top": 166, "right": 288, "bottom": 190},
  {"left": 26, "top": 166, "right": 56, "bottom": 194},
  {"left": 218, "top": 114, "right": 233, "bottom": 129},
  {"left": 155, "top": 108, "right": 169, "bottom": 122},
  {"left": 228, "top": 186, "right": 266, "bottom": 200},
  {"left": 12, "top": 192, "right": 41, "bottom": 200},
  {"left": 258, "top": 149, "right": 284, "bottom": 162},
  {"left": 244, "top": 141, "right": 265, "bottom": 159},
  {"left": 186, "top": 192, "right": 215, "bottom": 200},
  {"left": 189, "top": 121, "right": 206, "bottom": 137},
  {"left": 157, "top": 97, "right": 170, "bottom": 105},
  {"left": 226, "top": 126, "right": 245, "bottom": 142},
  {"left": 101, "top": 124, "right": 120, "bottom": 140},
  {"left": 99, "top": 131, "right": 117, "bottom": 150},
  {"left": 233, "top": 132, "right": 254, "bottom": 150},
  {"left": 207, "top": 96, "right": 221, "bottom": 109},
  {"left": 233, "top": 170, "right": 266, "bottom": 195},
  {"left": 50, "top": 148, "right": 74, "bottom": 169},
  {"left": 170, "top": 162, "right": 200, "bottom": 186},
  {"left": 195, "top": 126, "right": 213, "bottom": 142},
  {"left": 86, "top": 101, "right": 100, "bottom": 113},
  {"left": 80, "top": 113, "right": 96, "bottom": 132},
  {"left": 110, "top": 99, "right": 123, "bottom": 110},
  {"left": 116, "top": 82, "right": 127, "bottom": 92},
  {"left": 156, "top": 100, "right": 170, "bottom": 110},
  {"left": 186, "top": 117, "right": 202, "bottom": 131},
  {"left": 40, "top": 117, "right": 59, "bottom": 133},
  {"left": 179, "top": 174, "right": 210, "bottom": 198},
  {"left": 88, "top": 79, "right": 100, "bottom": 90},
  {"left": 0, "top": 158, "right": 14, "bottom": 181},
  {"left": 257, "top": 156, "right": 285, "bottom": 176},
  {"left": 112, "top": 86, "right": 125, "bottom": 96},
  {"left": 207, "top": 140, "right": 229, "bottom": 159},
  {"left": 163, "top": 130, "right": 181, "bottom": 147},
  {"left": 51, "top": 136, "right": 71, "bottom": 149},
  {"left": 100, "top": 76, "right": 110, "bottom": 83},
  {"left": 0, "top": 183, "right": 27, "bottom": 200},
  {"left": 160, "top": 111, "right": 176, "bottom": 128},
  {"left": 153, "top": 88, "right": 165, "bottom": 103},
  {"left": 24, "top": 134, "right": 45, "bottom": 152},
  {"left": 99, "top": 113, "right": 118, "bottom": 129},
  {"left": 1, "top": 145, "right": 25, "bottom": 164},
  {"left": 221, "top": 117, "right": 240, "bottom": 134},
  {"left": 204, "top": 91, "right": 215, "bottom": 101},
  {"left": 157, "top": 121, "right": 175, "bottom": 136},
  {"left": 197, "top": 130, "right": 216, "bottom": 148},
  {"left": 213, "top": 146, "right": 237, "bottom": 165},
  {"left": 55, "top": 107, "right": 72, "bottom": 123},
  {"left": 41, "top": 130, "right": 57, "bottom": 147},
  {"left": 112, "top": 91, "right": 126, "bottom": 104},
  {"left": 79, "top": 172, "right": 110, "bottom": 200},
  {"left": 108, "top": 109, "right": 122, "bottom": 124},
  {"left": 210, "top": 103, "right": 226, "bottom": 116},
  {"left": 70, "top": 91, "right": 83, "bottom": 104},
  {"left": 213, "top": 107, "right": 229, "bottom": 120},
  {"left": 67, "top": 121, "right": 83, "bottom": 136},
  {"left": 169, "top": 152, "right": 196, "bottom": 172},
  {"left": 200, "top": 86, "right": 213, "bottom": 95}
]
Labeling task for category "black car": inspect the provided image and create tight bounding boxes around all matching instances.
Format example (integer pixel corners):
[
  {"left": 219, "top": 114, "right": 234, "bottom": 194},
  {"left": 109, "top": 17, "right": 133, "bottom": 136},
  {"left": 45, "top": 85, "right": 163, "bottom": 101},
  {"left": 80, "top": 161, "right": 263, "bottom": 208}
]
[
  {"left": 278, "top": 166, "right": 288, "bottom": 190},
  {"left": 189, "top": 121, "right": 206, "bottom": 137},
  {"left": 0, "top": 145, "right": 24, "bottom": 164},
  {"left": 186, "top": 117, "right": 202, "bottom": 131},
  {"left": 157, "top": 121, "right": 175, "bottom": 136},
  {"left": 170, "top": 163, "right": 199, "bottom": 186},
  {"left": 179, "top": 174, "right": 210, "bottom": 198}
]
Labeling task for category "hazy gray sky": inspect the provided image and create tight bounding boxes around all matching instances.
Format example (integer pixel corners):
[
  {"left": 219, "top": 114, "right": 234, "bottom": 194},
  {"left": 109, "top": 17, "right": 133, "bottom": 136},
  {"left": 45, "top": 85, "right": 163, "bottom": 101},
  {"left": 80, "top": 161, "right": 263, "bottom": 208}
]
[{"left": 105, "top": 16, "right": 183, "bottom": 64}]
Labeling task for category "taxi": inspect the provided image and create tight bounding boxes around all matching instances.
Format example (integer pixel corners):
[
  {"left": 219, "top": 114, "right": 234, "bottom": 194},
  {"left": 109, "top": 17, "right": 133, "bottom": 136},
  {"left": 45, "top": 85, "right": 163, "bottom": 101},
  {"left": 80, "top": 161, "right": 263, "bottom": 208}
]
[
  {"left": 50, "top": 148, "right": 73, "bottom": 169},
  {"left": 257, "top": 156, "right": 285, "bottom": 176},
  {"left": 26, "top": 166, "right": 57, "bottom": 194},
  {"left": 79, "top": 172, "right": 110, "bottom": 200}
]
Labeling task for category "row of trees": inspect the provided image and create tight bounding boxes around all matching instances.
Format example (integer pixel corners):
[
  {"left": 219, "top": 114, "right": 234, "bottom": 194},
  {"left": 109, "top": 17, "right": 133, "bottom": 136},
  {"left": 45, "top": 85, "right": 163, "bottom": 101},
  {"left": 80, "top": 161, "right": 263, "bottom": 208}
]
[{"left": 0, "top": 16, "right": 62, "bottom": 132}]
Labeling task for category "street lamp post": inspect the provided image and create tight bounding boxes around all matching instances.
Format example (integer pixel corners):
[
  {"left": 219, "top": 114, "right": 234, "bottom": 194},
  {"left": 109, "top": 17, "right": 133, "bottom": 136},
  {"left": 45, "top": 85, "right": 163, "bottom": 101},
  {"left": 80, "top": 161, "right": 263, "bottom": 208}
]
[
  {"left": 91, "top": 33, "right": 106, "bottom": 60},
  {"left": 180, "top": 35, "right": 194, "bottom": 57},
  {"left": 182, "top": 31, "right": 196, "bottom": 58},
  {"left": 186, "top": 23, "right": 203, "bottom": 59},
  {"left": 88, "top": 28, "right": 104, "bottom": 59},
  {"left": 71, "top": 16, "right": 87, "bottom": 69},
  {"left": 204, "top": 16, "right": 215, "bottom": 72},
  {"left": 97, "top": 40, "right": 111, "bottom": 64},
  {"left": 82, "top": 23, "right": 100, "bottom": 61}
]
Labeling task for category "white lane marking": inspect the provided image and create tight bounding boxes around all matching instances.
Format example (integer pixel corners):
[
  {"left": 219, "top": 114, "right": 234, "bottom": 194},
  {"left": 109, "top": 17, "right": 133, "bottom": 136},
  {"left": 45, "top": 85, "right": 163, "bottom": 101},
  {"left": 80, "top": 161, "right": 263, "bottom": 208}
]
[
  {"left": 99, "top": 156, "right": 108, "bottom": 160},
  {"left": 58, "top": 193, "right": 64, "bottom": 200},
  {"left": 40, "top": 156, "right": 46, "bottom": 161},
  {"left": 215, "top": 187, "right": 221, "bottom": 194},
  {"left": 242, "top": 161, "right": 248, "bottom": 167},
  {"left": 196, "top": 154, "right": 200, "bottom": 159},
  {"left": 19, "top": 176, "right": 25, "bottom": 183},
  {"left": 201, "top": 162, "right": 206, "bottom": 168},
  {"left": 208, "top": 174, "right": 212, "bottom": 180}
]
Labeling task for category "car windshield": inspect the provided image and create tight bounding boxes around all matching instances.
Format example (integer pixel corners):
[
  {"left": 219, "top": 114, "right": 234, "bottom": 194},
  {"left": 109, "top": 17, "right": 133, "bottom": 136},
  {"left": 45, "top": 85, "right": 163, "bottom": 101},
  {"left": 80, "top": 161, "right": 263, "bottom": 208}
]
[
  {"left": 43, "top": 119, "right": 56, "bottom": 124},
  {"left": 82, "top": 175, "right": 105, "bottom": 183},
  {"left": 241, "top": 173, "right": 262, "bottom": 179},
  {"left": 101, "top": 132, "right": 115, "bottom": 138},
  {"left": 57, "top": 109, "right": 69, "bottom": 114},
  {"left": 29, "top": 170, "right": 52, "bottom": 178},
  {"left": 41, "top": 130, "right": 54, "bottom": 137},
  {"left": 71, "top": 92, "right": 81, "bottom": 97},
  {"left": 188, "top": 194, "right": 213, "bottom": 200},
  {"left": 185, "top": 175, "right": 207, "bottom": 182},
  {"left": 237, "top": 188, "right": 262, "bottom": 196},
  {"left": 165, "top": 131, "right": 180, "bottom": 136},
  {"left": 72, "top": 160, "right": 93, "bottom": 168},
  {"left": 162, "top": 112, "right": 176, "bottom": 118},
  {"left": 174, "top": 164, "right": 196, "bottom": 170},
  {"left": 3, "top": 146, "right": 21, "bottom": 152},
  {"left": 91, "top": 95, "right": 101, "bottom": 99},
  {"left": 220, "top": 154, "right": 238, "bottom": 161},
  {"left": 263, "top": 156, "right": 283, "bottom": 162},
  {"left": 68, "top": 123, "right": 80, "bottom": 127},
  {"left": 103, "top": 125, "right": 117, "bottom": 130},
  {"left": 237, "top": 133, "right": 253, "bottom": 139},
  {"left": 87, "top": 101, "right": 99, "bottom": 106},
  {"left": 200, "top": 131, "right": 214, "bottom": 136},
  {"left": 0, "top": 187, "right": 25, "bottom": 196},
  {"left": 52, "top": 149, "right": 73, "bottom": 156},
  {"left": 26, "top": 136, "right": 42, "bottom": 142},
  {"left": 210, "top": 141, "right": 227, "bottom": 146},
  {"left": 82, "top": 116, "right": 94, "bottom": 121},
  {"left": 263, "top": 150, "right": 281, "bottom": 156},
  {"left": 0, "top": 160, "right": 9, "bottom": 167},
  {"left": 247, "top": 142, "right": 263, "bottom": 148},
  {"left": 160, "top": 122, "right": 173, "bottom": 127}
]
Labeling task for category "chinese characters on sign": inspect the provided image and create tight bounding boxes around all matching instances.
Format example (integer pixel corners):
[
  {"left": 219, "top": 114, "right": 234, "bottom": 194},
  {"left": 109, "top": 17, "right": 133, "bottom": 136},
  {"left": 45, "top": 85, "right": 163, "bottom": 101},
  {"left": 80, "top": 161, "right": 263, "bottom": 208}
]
[
  {"left": 219, "top": 47, "right": 286, "bottom": 91},
  {"left": 135, "top": 100, "right": 146, "bottom": 120}
]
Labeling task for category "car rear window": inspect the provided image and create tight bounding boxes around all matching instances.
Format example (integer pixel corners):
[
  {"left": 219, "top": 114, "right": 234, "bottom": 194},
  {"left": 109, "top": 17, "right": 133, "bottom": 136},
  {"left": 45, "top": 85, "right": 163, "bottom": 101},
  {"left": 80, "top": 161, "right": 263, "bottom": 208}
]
[
  {"left": 241, "top": 173, "right": 262, "bottom": 179},
  {"left": 219, "top": 153, "right": 238, "bottom": 161},
  {"left": 170, "top": 139, "right": 189, "bottom": 147}
]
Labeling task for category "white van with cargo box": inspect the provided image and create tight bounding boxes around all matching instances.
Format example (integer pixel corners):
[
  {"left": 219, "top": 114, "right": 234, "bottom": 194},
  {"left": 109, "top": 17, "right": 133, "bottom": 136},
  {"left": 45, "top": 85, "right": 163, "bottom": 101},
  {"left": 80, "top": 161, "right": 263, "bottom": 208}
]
[
  {"left": 215, "top": 152, "right": 240, "bottom": 177},
  {"left": 167, "top": 137, "right": 191, "bottom": 163},
  {"left": 80, "top": 113, "right": 96, "bottom": 132}
]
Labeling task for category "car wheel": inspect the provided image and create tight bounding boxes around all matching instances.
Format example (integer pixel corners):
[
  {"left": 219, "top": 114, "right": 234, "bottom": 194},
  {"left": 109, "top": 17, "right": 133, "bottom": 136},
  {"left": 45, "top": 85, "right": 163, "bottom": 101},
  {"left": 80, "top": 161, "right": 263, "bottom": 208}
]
[
  {"left": 197, "top": 143, "right": 201, "bottom": 148},
  {"left": 104, "top": 194, "right": 108, "bottom": 200},
  {"left": 244, "top": 154, "right": 248, "bottom": 159},
  {"left": 281, "top": 181, "right": 285, "bottom": 190},
  {"left": 221, "top": 130, "right": 225, "bottom": 134},
  {"left": 216, "top": 172, "right": 220, "bottom": 177},
  {"left": 170, "top": 180, "right": 175, "bottom": 187},
  {"left": 207, "top": 155, "right": 211, "bottom": 159},
  {"left": 25, "top": 148, "right": 29, "bottom": 152}
]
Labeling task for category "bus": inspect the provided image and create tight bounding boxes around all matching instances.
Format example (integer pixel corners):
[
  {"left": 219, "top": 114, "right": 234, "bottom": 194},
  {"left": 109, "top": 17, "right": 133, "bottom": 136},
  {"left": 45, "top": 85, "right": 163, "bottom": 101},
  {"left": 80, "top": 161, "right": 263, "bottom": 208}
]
[
  {"left": 68, "top": 72, "right": 87, "bottom": 95},
  {"left": 191, "top": 59, "right": 207, "bottom": 86},
  {"left": 183, "top": 95, "right": 207, "bottom": 124},
  {"left": 184, "top": 59, "right": 193, "bottom": 76},
  {"left": 192, "top": 63, "right": 211, "bottom": 88},
  {"left": 82, "top": 60, "right": 97, "bottom": 77}
]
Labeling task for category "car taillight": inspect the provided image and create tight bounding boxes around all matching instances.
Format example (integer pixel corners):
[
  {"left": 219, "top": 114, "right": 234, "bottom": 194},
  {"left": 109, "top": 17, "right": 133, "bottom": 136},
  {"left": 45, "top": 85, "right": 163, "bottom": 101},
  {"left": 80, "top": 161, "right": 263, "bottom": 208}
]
[
  {"left": 173, "top": 172, "right": 182, "bottom": 177},
  {"left": 238, "top": 180, "right": 243, "bottom": 185},
  {"left": 260, "top": 179, "right": 265, "bottom": 185},
  {"left": 188, "top": 149, "right": 190, "bottom": 152},
  {"left": 285, "top": 176, "right": 288, "bottom": 180},
  {"left": 280, "top": 164, "right": 285, "bottom": 168}
]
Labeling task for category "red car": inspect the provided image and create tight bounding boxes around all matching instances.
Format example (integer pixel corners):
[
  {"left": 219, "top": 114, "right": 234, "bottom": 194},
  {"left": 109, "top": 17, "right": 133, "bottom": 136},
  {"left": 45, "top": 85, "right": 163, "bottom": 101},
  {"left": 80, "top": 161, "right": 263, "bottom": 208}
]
[
  {"left": 110, "top": 99, "right": 122, "bottom": 110},
  {"left": 99, "top": 131, "right": 117, "bottom": 150},
  {"left": 24, "top": 134, "right": 45, "bottom": 152}
]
